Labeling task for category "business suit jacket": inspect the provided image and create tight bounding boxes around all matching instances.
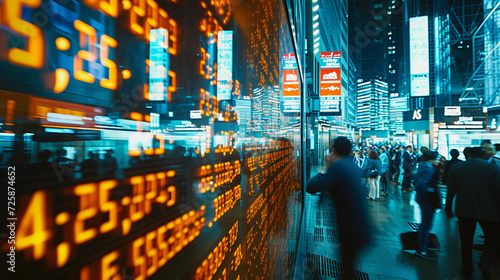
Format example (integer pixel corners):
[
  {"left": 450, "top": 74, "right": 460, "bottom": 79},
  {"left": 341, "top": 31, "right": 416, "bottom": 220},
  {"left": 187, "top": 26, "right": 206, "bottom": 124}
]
[
  {"left": 402, "top": 151, "right": 415, "bottom": 171},
  {"left": 307, "top": 157, "right": 371, "bottom": 258},
  {"left": 445, "top": 158, "right": 500, "bottom": 221}
]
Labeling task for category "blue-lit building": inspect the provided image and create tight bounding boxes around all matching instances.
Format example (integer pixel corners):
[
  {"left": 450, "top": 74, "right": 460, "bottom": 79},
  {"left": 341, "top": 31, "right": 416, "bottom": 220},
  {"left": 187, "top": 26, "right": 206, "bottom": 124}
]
[{"left": 357, "top": 79, "right": 389, "bottom": 131}]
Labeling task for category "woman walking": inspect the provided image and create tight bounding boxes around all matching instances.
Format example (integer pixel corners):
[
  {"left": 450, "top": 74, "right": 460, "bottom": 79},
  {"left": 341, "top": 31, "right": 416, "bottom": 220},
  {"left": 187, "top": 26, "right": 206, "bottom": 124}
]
[
  {"left": 367, "top": 151, "right": 381, "bottom": 200},
  {"left": 415, "top": 151, "right": 441, "bottom": 260}
]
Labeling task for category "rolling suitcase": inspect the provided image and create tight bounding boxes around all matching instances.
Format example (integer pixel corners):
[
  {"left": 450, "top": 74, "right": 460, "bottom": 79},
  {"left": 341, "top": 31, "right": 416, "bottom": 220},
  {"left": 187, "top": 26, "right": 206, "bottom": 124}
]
[{"left": 400, "top": 231, "right": 439, "bottom": 251}]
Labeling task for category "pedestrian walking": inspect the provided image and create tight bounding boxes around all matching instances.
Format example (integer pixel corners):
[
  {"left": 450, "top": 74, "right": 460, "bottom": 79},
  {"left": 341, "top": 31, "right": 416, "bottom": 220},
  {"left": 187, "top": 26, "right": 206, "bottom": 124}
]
[
  {"left": 414, "top": 151, "right": 441, "bottom": 260},
  {"left": 307, "top": 137, "right": 371, "bottom": 278},
  {"left": 367, "top": 151, "right": 382, "bottom": 200},
  {"left": 445, "top": 147, "right": 500, "bottom": 280}
]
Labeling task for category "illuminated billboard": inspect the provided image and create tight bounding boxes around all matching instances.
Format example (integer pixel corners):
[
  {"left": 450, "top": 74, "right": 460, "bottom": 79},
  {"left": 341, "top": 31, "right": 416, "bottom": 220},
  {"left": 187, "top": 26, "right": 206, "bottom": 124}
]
[
  {"left": 410, "top": 16, "right": 429, "bottom": 97},
  {"left": 217, "top": 31, "right": 233, "bottom": 100},
  {"left": 149, "top": 29, "right": 170, "bottom": 101},
  {"left": 319, "top": 51, "right": 341, "bottom": 114},
  {"left": 282, "top": 53, "right": 300, "bottom": 112}
]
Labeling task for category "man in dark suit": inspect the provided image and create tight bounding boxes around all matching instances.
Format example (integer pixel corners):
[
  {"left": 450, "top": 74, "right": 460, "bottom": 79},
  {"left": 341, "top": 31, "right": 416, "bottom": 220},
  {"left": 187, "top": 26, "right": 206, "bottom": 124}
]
[
  {"left": 392, "top": 146, "right": 403, "bottom": 185},
  {"left": 307, "top": 137, "right": 371, "bottom": 278},
  {"left": 402, "top": 145, "right": 416, "bottom": 191},
  {"left": 446, "top": 147, "right": 500, "bottom": 280},
  {"left": 442, "top": 149, "right": 463, "bottom": 185}
]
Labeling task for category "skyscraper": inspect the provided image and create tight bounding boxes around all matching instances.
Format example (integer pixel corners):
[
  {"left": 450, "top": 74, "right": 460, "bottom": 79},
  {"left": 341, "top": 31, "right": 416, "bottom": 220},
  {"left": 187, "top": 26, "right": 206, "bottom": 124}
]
[{"left": 357, "top": 79, "right": 389, "bottom": 131}]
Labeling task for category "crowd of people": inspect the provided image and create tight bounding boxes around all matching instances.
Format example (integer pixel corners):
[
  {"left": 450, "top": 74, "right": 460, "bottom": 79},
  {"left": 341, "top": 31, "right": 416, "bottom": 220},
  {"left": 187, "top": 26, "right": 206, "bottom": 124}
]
[{"left": 308, "top": 137, "right": 500, "bottom": 280}]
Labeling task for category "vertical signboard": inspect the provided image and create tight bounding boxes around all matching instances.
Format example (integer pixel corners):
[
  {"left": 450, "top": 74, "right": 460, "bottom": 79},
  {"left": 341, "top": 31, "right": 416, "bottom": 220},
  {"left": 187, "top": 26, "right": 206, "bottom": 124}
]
[
  {"left": 319, "top": 51, "right": 341, "bottom": 114},
  {"left": 217, "top": 31, "right": 233, "bottom": 100},
  {"left": 409, "top": 16, "right": 429, "bottom": 97},
  {"left": 149, "top": 29, "right": 170, "bottom": 101},
  {"left": 282, "top": 53, "right": 300, "bottom": 112}
]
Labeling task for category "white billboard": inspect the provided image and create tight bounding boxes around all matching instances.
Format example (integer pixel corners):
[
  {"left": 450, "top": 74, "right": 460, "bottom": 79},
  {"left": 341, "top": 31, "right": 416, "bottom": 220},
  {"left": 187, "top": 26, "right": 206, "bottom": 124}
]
[
  {"left": 217, "top": 31, "right": 233, "bottom": 100},
  {"left": 410, "top": 16, "right": 429, "bottom": 97}
]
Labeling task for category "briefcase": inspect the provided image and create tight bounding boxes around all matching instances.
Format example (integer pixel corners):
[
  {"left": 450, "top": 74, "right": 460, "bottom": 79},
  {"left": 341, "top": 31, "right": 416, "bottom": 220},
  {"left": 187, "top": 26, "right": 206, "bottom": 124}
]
[{"left": 400, "top": 231, "right": 439, "bottom": 251}]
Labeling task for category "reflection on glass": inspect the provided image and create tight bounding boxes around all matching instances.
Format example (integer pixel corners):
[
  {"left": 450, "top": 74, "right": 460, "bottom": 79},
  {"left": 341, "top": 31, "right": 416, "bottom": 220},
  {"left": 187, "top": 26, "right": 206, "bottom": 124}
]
[{"left": 0, "top": 0, "right": 302, "bottom": 279}]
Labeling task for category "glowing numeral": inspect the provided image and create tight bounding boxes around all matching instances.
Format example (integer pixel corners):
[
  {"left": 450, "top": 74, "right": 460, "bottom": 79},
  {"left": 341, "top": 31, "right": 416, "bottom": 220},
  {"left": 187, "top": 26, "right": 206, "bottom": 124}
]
[
  {"left": 99, "top": 35, "right": 118, "bottom": 90},
  {"left": 16, "top": 191, "right": 51, "bottom": 260},
  {"left": 74, "top": 183, "right": 98, "bottom": 244},
  {"left": 146, "top": 231, "right": 158, "bottom": 276},
  {"left": 168, "top": 19, "right": 178, "bottom": 55},
  {"left": 101, "top": 250, "right": 120, "bottom": 280},
  {"left": 167, "top": 70, "right": 176, "bottom": 102},
  {"left": 144, "top": 174, "right": 157, "bottom": 214},
  {"left": 132, "top": 237, "right": 147, "bottom": 280},
  {"left": 130, "top": 176, "right": 145, "bottom": 222},
  {"left": 99, "top": 180, "right": 118, "bottom": 234},
  {"left": 4, "top": 0, "right": 44, "bottom": 68},
  {"left": 74, "top": 20, "right": 97, "bottom": 83},
  {"left": 144, "top": 0, "right": 158, "bottom": 42},
  {"left": 100, "top": 0, "right": 119, "bottom": 18},
  {"left": 130, "top": 0, "right": 146, "bottom": 35}
]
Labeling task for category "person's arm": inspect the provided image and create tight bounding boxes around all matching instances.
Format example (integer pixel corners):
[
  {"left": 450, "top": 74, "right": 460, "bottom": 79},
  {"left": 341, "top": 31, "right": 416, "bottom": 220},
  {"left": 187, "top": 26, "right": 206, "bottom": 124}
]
[
  {"left": 306, "top": 163, "right": 339, "bottom": 194},
  {"left": 445, "top": 166, "right": 458, "bottom": 217}
]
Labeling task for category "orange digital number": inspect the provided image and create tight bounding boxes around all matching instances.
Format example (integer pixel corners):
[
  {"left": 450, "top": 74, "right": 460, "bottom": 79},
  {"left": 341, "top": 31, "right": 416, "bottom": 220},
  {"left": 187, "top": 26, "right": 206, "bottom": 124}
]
[
  {"left": 4, "top": 0, "right": 44, "bottom": 69},
  {"left": 146, "top": 231, "right": 158, "bottom": 276},
  {"left": 74, "top": 20, "right": 97, "bottom": 83},
  {"left": 167, "top": 70, "right": 176, "bottom": 102},
  {"left": 100, "top": 0, "right": 119, "bottom": 18},
  {"left": 130, "top": 0, "right": 146, "bottom": 36},
  {"left": 132, "top": 237, "right": 147, "bottom": 280},
  {"left": 168, "top": 19, "right": 178, "bottom": 55},
  {"left": 144, "top": 0, "right": 158, "bottom": 42},
  {"left": 130, "top": 176, "right": 145, "bottom": 222},
  {"left": 101, "top": 250, "right": 120, "bottom": 280},
  {"left": 99, "top": 180, "right": 118, "bottom": 234},
  {"left": 99, "top": 35, "right": 118, "bottom": 90},
  {"left": 144, "top": 174, "right": 157, "bottom": 214},
  {"left": 74, "top": 183, "right": 98, "bottom": 244},
  {"left": 16, "top": 191, "right": 51, "bottom": 260}
]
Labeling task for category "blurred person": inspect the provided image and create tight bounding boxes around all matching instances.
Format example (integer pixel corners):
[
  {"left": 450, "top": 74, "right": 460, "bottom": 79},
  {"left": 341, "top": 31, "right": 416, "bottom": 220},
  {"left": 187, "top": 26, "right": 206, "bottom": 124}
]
[
  {"left": 392, "top": 146, "right": 403, "bottom": 185},
  {"left": 463, "top": 147, "right": 472, "bottom": 160},
  {"left": 418, "top": 147, "right": 429, "bottom": 162},
  {"left": 103, "top": 149, "right": 118, "bottom": 176},
  {"left": 367, "top": 151, "right": 381, "bottom": 200},
  {"left": 80, "top": 151, "right": 99, "bottom": 178},
  {"left": 482, "top": 143, "right": 500, "bottom": 169},
  {"left": 414, "top": 151, "right": 441, "bottom": 260},
  {"left": 379, "top": 147, "right": 390, "bottom": 195},
  {"left": 446, "top": 147, "right": 500, "bottom": 280},
  {"left": 494, "top": 144, "right": 500, "bottom": 159},
  {"left": 402, "top": 145, "right": 416, "bottom": 191},
  {"left": 26, "top": 150, "right": 58, "bottom": 184},
  {"left": 442, "top": 149, "right": 462, "bottom": 185},
  {"left": 52, "top": 147, "right": 76, "bottom": 181},
  {"left": 307, "top": 137, "right": 371, "bottom": 277}
]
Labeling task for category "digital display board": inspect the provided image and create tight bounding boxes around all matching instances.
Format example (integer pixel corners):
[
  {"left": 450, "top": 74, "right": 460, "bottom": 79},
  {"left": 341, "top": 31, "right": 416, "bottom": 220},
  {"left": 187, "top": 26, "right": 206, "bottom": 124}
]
[
  {"left": 0, "top": 1, "right": 303, "bottom": 280},
  {"left": 409, "top": 16, "right": 429, "bottom": 97},
  {"left": 149, "top": 29, "right": 170, "bottom": 101},
  {"left": 282, "top": 53, "right": 300, "bottom": 112},
  {"left": 434, "top": 107, "right": 486, "bottom": 129},
  {"left": 217, "top": 30, "right": 233, "bottom": 100},
  {"left": 319, "top": 51, "right": 341, "bottom": 114}
]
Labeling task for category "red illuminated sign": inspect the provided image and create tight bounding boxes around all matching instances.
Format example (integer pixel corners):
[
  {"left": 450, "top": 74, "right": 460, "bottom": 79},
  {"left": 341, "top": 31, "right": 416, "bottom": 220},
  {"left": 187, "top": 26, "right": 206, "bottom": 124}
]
[{"left": 319, "top": 68, "right": 341, "bottom": 97}]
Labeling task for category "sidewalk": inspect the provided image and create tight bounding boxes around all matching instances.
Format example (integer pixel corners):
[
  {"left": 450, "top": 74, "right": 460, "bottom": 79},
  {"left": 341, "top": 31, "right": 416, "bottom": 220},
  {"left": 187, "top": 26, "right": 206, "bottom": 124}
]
[{"left": 304, "top": 170, "right": 499, "bottom": 280}]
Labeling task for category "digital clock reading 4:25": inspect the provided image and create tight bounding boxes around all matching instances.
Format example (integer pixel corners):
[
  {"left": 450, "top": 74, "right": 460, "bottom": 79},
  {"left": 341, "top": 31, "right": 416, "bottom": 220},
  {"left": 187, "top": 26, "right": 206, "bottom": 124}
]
[{"left": 0, "top": 0, "right": 178, "bottom": 94}]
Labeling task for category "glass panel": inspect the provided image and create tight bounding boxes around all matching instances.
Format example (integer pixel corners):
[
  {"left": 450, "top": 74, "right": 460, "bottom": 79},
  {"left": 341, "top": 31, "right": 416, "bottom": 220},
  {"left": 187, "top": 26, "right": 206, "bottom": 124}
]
[{"left": 0, "top": 0, "right": 303, "bottom": 279}]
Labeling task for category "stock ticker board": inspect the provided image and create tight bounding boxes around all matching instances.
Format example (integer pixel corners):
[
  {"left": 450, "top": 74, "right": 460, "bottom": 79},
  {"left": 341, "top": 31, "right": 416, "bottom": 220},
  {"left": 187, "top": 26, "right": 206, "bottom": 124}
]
[{"left": 0, "top": 0, "right": 302, "bottom": 279}]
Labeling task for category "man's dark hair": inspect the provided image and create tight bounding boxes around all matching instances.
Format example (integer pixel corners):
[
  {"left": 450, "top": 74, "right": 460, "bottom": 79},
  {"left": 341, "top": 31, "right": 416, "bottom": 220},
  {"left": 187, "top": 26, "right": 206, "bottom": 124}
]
[
  {"left": 423, "top": 150, "right": 438, "bottom": 161},
  {"left": 332, "top": 137, "right": 352, "bottom": 157},
  {"left": 463, "top": 147, "right": 471, "bottom": 158},
  {"left": 469, "top": 147, "right": 485, "bottom": 159},
  {"left": 495, "top": 144, "right": 500, "bottom": 152},
  {"left": 450, "top": 149, "right": 459, "bottom": 158}
]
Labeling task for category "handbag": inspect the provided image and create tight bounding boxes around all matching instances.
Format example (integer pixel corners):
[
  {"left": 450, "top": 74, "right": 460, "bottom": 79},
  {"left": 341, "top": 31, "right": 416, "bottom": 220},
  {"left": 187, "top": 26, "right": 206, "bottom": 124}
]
[{"left": 368, "top": 169, "right": 379, "bottom": 178}]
